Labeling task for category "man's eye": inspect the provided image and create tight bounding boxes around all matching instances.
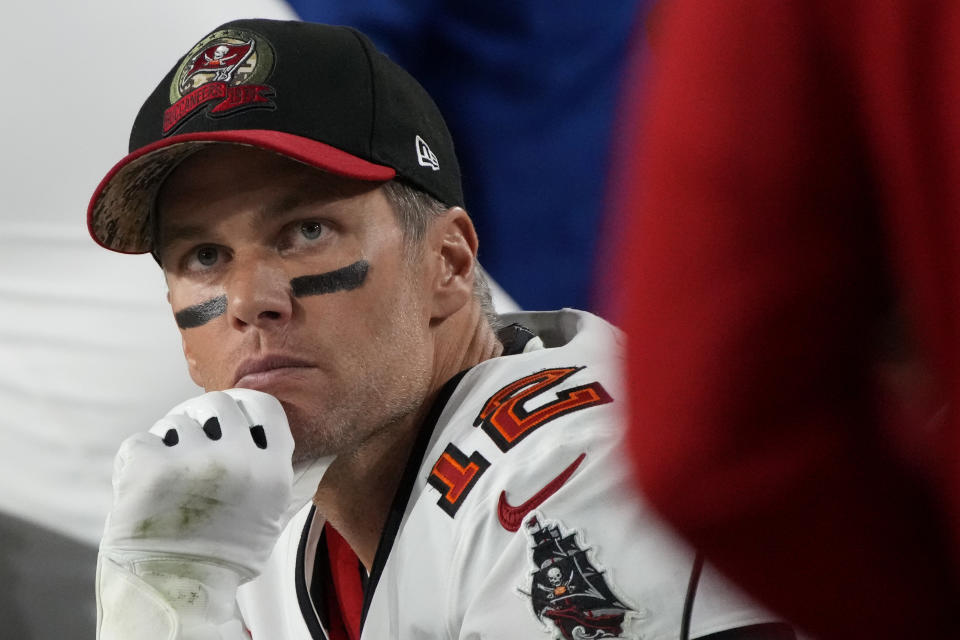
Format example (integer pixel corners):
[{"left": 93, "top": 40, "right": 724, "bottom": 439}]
[
  {"left": 196, "top": 246, "right": 219, "bottom": 266},
  {"left": 300, "top": 221, "right": 323, "bottom": 240}
]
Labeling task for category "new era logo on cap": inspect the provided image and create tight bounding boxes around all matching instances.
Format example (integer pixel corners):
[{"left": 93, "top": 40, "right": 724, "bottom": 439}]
[{"left": 416, "top": 135, "right": 439, "bottom": 171}]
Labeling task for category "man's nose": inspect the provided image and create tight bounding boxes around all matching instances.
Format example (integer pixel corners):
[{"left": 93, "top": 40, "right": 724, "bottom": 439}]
[{"left": 226, "top": 253, "right": 293, "bottom": 330}]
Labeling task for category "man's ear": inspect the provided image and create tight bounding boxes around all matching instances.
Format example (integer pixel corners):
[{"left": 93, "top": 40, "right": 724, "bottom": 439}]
[{"left": 429, "top": 207, "right": 478, "bottom": 321}]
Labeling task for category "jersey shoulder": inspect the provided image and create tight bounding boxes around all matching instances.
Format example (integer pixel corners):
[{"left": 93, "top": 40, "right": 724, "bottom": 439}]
[
  {"left": 448, "top": 308, "right": 625, "bottom": 443},
  {"left": 372, "top": 310, "right": 781, "bottom": 640},
  {"left": 421, "top": 309, "right": 625, "bottom": 516}
]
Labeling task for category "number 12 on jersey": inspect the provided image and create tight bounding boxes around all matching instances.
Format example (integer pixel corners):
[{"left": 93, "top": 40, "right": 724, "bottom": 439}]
[{"left": 428, "top": 366, "right": 613, "bottom": 517}]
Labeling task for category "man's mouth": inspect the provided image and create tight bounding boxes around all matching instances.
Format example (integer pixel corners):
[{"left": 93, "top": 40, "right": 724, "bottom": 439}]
[{"left": 233, "top": 355, "right": 316, "bottom": 388}]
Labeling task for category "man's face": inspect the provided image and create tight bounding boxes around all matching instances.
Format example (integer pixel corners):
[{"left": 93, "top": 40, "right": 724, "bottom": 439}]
[{"left": 156, "top": 145, "right": 436, "bottom": 462}]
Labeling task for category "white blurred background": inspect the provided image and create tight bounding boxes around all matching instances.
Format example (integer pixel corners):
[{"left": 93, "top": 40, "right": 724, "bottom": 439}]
[{"left": 1, "top": 2, "right": 295, "bottom": 636}]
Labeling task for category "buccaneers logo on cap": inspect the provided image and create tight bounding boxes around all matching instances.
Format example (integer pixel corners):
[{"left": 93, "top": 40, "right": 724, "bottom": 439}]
[
  {"left": 182, "top": 41, "right": 254, "bottom": 85},
  {"left": 163, "top": 28, "right": 276, "bottom": 135}
]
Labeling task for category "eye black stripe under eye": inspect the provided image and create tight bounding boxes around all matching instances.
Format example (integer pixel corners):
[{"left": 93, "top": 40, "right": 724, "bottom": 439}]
[
  {"left": 290, "top": 260, "right": 369, "bottom": 298},
  {"left": 172, "top": 260, "right": 369, "bottom": 329},
  {"left": 174, "top": 295, "right": 227, "bottom": 329}
]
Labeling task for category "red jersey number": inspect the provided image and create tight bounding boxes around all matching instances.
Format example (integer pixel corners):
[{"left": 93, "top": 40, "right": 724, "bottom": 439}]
[
  {"left": 428, "top": 366, "right": 612, "bottom": 517},
  {"left": 473, "top": 366, "right": 613, "bottom": 452}
]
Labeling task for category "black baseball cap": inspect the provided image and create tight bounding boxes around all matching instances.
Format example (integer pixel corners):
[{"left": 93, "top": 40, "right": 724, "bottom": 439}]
[{"left": 88, "top": 18, "right": 463, "bottom": 254}]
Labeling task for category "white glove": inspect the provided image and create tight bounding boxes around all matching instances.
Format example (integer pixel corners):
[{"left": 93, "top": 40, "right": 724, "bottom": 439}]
[{"left": 97, "top": 389, "right": 295, "bottom": 640}]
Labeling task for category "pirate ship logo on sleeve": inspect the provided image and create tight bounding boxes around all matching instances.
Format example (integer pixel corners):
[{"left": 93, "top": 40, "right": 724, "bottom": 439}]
[
  {"left": 163, "top": 28, "right": 276, "bottom": 135},
  {"left": 521, "top": 514, "right": 644, "bottom": 640}
]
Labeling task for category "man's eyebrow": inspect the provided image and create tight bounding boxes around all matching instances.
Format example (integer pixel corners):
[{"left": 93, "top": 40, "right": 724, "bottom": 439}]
[
  {"left": 157, "top": 223, "right": 208, "bottom": 250},
  {"left": 155, "top": 185, "right": 344, "bottom": 251},
  {"left": 260, "top": 190, "right": 334, "bottom": 220}
]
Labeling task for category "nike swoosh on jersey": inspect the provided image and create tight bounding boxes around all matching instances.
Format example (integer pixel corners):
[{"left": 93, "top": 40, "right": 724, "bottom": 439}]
[{"left": 497, "top": 452, "right": 586, "bottom": 532}]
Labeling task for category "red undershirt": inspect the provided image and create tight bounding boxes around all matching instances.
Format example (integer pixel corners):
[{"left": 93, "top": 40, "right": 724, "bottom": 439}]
[{"left": 322, "top": 524, "right": 365, "bottom": 640}]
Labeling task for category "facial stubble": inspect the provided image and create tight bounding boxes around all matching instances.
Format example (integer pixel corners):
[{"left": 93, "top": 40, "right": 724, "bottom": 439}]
[{"left": 286, "top": 279, "right": 433, "bottom": 464}]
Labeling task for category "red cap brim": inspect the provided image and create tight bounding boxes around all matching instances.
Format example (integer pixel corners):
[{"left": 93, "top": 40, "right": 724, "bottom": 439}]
[{"left": 88, "top": 129, "right": 397, "bottom": 254}]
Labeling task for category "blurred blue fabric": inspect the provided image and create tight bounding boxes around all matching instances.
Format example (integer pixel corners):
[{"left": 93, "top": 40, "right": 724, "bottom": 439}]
[{"left": 288, "top": 1, "right": 647, "bottom": 311}]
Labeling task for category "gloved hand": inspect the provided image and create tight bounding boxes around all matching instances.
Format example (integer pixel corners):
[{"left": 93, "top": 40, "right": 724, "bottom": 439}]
[{"left": 96, "top": 389, "right": 295, "bottom": 640}]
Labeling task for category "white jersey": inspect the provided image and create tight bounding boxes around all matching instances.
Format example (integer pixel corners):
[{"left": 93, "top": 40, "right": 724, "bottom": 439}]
[{"left": 238, "top": 309, "right": 779, "bottom": 640}]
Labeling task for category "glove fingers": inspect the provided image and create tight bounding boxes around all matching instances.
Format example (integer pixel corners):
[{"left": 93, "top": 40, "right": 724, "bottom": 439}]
[
  {"left": 148, "top": 412, "right": 207, "bottom": 448},
  {"left": 221, "top": 388, "right": 294, "bottom": 458},
  {"left": 104, "top": 390, "right": 297, "bottom": 583},
  {"left": 167, "top": 391, "right": 251, "bottom": 446}
]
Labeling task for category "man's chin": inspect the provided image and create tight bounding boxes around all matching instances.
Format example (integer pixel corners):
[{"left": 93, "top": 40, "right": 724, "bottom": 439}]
[{"left": 283, "top": 403, "right": 345, "bottom": 462}]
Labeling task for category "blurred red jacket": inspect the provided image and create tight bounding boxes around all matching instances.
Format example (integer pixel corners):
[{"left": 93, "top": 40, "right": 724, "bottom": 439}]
[{"left": 617, "top": 1, "right": 960, "bottom": 637}]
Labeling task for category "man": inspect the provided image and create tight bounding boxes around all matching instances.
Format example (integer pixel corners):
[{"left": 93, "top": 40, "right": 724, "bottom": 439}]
[{"left": 88, "top": 19, "right": 792, "bottom": 640}]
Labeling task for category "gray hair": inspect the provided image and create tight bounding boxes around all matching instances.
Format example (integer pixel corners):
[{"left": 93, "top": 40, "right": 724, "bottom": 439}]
[{"left": 381, "top": 180, "right": 503, "bottom": 331}]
